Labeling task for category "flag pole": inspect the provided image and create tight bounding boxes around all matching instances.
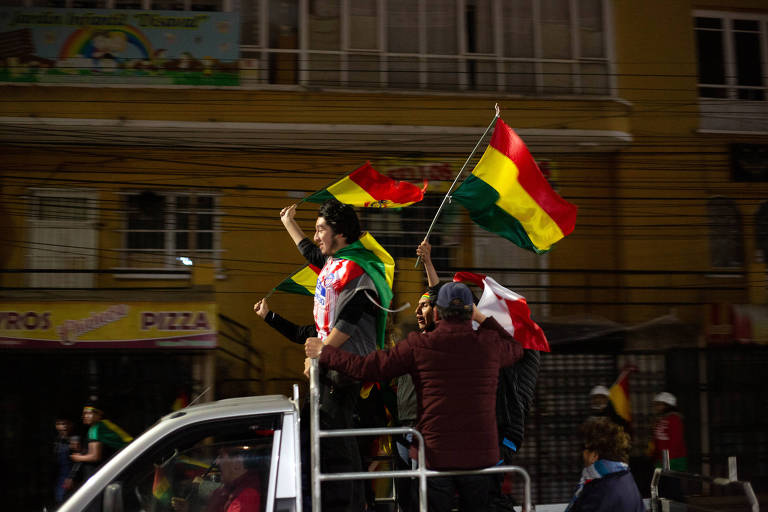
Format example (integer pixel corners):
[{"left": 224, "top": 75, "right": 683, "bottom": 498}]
[{"left": 415, "top": 104, "right": 500, "bottom": 268}]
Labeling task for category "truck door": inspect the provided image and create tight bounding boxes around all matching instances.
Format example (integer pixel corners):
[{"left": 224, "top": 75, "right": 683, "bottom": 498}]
[{"left": 80, "top": 414, "right": 282, "bottom": 512}]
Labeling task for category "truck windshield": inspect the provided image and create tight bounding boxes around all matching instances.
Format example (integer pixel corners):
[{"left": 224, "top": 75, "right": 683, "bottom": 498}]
[{"left": 86, "top": 414, "right": 281, "bottom": 512}]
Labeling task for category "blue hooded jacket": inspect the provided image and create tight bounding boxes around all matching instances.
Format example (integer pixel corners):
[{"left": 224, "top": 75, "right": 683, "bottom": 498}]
[{"left": 568, "top": 469, "right": 644, "bottom": 512}]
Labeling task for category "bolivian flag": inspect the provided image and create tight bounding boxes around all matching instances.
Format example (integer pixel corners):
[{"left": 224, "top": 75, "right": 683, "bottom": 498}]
[
  {"left": 305, "top": 162, "right": 427, "bottom": 208},
  {"left": 152, "top": 466, "right": 172, "bottom": 504},
  {"left": 609, "top": 365, "right": 637, "bottom": 424},
  {"left": 452, "top": 119, "right": 578, "bottom": 253},
  {"left": 275, "top": 264, "right": 322, "bottom": 296}
]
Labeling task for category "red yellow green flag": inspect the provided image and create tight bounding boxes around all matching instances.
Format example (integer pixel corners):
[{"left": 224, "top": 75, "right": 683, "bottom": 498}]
[
  {"left": 305, "top": 162, "right": 427, "bottom": 208},
  {"left": 609, "top": 365, "right": 637, "bottom": 423},
  {"left": 452, "top": 118, "right": 578, "bottom": 253},
  {"left": 152, "top": 467, "right": 172, "bottom": 504},
  {"left": 274, "top": 264, "right": 322, "bottom": 297}
]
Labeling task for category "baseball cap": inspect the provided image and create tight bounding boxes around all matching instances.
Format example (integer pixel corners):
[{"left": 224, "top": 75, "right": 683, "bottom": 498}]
[
  {"left": 590, "top": 385, "right": 610, "bottom": 397},
  {"left": 436, "top": 282, "right": 473, "bottom": 310},
  {"left": 653, "top": 392, "right": 677, "bottom": 407}
]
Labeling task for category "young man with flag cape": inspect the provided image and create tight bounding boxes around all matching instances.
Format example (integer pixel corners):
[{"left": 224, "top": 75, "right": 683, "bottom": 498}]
[{"left": 255, "top": 198, "right": 391, "bottom": 512}]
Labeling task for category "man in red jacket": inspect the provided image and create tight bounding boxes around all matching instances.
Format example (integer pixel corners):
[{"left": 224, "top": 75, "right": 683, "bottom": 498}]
[{"left": 306, "top": 282, "right": 523, "bottom": 512}]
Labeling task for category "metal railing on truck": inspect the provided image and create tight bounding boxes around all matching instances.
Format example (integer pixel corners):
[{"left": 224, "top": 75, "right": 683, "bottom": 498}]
[
  {"left": 308, "top": 359, "right": 533, "bottom": 512},
  {"left": 650, "top": 450, "right": 759, "bottom": 512}
]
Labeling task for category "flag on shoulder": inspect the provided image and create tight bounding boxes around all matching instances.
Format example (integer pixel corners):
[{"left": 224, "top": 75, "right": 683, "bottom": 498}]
[
  {"left": 305, "top": 162, "right": 427, "bottom": 208},
  {"left": 453, "top": 271, "right": 550, "bottom": 352},
  {"left": 452, "top": 118, "right": 578, "bottom": 253},
  {"left": 334, "top": 232, "right": 395, "bottom": 348}
]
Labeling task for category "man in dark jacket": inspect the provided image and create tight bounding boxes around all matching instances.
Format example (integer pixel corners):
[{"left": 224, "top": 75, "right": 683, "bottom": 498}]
[{"left": 306, "top": 282, "right": 524, "bottom": 512}]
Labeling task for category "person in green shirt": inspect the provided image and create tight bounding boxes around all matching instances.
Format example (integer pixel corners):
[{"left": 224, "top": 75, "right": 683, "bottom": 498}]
[{"left": 71, "top": 400, "right": 133, "bottom": 480}]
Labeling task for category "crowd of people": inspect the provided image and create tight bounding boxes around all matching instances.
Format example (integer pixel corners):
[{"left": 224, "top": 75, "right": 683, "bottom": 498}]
[
  {"left": 52, "top": 198, "right": 688, "bottom": 512},
  {"left": 52, "top": 400, "right": 133, "bottom": 509}
]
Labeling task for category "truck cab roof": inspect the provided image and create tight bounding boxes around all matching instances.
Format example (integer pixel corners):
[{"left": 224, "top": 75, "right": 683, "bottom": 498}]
[{"left": 159, "top": 394, "right": 296, "bottom": 425}]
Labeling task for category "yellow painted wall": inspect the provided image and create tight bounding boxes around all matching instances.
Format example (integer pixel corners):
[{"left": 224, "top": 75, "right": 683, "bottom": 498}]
[{"left": 3, "top": 0, "right": 768, "bottom": 380}]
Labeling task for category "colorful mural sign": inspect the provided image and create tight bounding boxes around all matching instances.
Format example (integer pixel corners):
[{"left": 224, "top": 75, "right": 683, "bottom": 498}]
[
  {"left": 0, "top": 7, "right": 239, "bottom": 85},
  {"left": 0, "top": 301, "right": 217, "bottom": 349}
]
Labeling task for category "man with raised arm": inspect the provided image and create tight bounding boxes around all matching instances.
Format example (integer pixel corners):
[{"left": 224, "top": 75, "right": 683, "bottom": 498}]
[
  {"left": 256, "top": 198, "right": 389, "bottom": 512},
  {"left": 279, "top": 200, "right": 384, "bottom": 363}
]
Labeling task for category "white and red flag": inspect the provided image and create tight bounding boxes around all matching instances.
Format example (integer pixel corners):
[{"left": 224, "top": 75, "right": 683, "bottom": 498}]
[{"left": 453, "top": 271, "right": 550, "bottom": 352}]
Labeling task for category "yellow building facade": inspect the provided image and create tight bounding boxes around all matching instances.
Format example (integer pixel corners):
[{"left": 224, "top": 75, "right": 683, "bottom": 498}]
[{"left": 1, "top": 0, "right": 767, "bottom": 399}]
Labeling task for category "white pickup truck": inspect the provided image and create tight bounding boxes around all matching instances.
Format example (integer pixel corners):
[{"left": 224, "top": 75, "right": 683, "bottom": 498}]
[
  {"left": 58, "top": 393, "right": 304, "bottom": 512},
  {"left": 57, "top": 364, "right": 535, "bottom": 512}
]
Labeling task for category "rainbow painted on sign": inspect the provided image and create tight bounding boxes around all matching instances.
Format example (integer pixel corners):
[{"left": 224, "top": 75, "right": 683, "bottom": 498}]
[{"left": 58, "top": 25, "right": 153, "bottom": 59}]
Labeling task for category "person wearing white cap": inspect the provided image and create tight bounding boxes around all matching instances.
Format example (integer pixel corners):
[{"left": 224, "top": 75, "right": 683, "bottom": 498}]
[
  {"left": 650, "top": 392, "right": 687, "bottom": 471},
  {"left": 586, "top": 385, "right": 628, "bottom": 430},
  {"left": 590, "top": 385, "right": 610, "bottom": 410}
]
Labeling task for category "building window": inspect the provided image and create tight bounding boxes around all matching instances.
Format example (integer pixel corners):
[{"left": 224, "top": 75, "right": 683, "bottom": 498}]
[
  {"left": 121, "top": 191, "right": 221, "bottom": 274},
  {"left": 695, "top": 12, "right": 766, "bottom": 101},
  {"left": 707, "top": 197, "right": 744, "bottom": 269},
  {"left": 239, "top": 0, "right": 611, "bottom": 95},
  {"left": 27, "top": 189, "right": 99, "bottom": 288},
  {"left": 358, "top": 192, "right": 459, "bottom": 271},
  {"left": 731, "top": 144, "right": 768, "bottom": 182}
]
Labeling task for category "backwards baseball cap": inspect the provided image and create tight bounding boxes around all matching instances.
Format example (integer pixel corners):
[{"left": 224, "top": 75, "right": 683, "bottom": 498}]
[{"left": 436, "top": 282, "right": 473, "bottom": 310}]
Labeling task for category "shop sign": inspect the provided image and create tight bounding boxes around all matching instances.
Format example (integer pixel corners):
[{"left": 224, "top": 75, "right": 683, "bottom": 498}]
[
  {"left": 0, "top": 301, "right": 217, "bottom": 349},
  {"left": 0, "top": 7, "right": 239, "bottom": 85}
]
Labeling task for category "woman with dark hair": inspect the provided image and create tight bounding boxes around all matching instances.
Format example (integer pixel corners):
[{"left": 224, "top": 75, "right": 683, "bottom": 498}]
[{"left": 565, "top": 418, "right": 644, "bottom": 512}]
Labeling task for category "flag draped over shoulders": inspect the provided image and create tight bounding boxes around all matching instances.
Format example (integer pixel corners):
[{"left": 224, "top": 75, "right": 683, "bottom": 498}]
[
  {"left": 453, "top": 271, "right": 550, "bottom": 352},
  {"left": 305, "top": 162, "right": 427, "bottom": 208},
  {"left": 452, "top": 118, "right": 577, "bottom": 253},
  {"left": 334, "top": 232, "right": 394, "bottom": 349}
]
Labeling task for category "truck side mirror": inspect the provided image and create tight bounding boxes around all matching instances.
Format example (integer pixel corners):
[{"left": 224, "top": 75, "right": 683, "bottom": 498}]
[{"left": 103, "top": 482, "right": 124, "bottom": 512}]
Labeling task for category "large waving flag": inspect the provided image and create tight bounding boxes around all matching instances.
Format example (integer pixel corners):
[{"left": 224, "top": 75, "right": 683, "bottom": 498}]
[
  {"left": 452, "top": 119, "right": 578, "bottom": 253},
  {"left": 453, "top": 271, "right": 550, "bottom": 352},
  {"left": 305, "top": 162, "right": 427, "bottom": 208},
  {"left": 609, "top": 365, "right": 637, "bottom": 424}
]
